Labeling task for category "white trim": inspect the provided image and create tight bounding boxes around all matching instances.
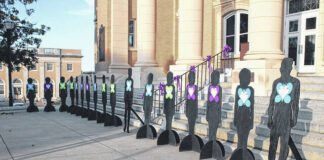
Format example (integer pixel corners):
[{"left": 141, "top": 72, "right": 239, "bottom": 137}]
[{"left": 30, "top": 65, "right": 38, "bottom": 71}]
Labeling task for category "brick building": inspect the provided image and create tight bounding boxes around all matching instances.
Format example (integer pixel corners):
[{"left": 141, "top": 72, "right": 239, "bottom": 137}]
[{"left": 0, "top": 48, "right": 82, "bottom": 100}]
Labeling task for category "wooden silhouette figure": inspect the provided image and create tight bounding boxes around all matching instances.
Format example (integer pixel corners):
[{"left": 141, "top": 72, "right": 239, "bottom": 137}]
[
  {"left": 75, "top": 77, "right": 82, "bottom": 116},
  {"left": 230, "top": 68, "right": 255, "bottom": 160},
  {"left": 68, "top": 76, "right": 74, "bottom": 113},
  {"left": 157, "top": 72, "right": 180, "bottom": 146},
  {"left": 136, "top": 73, "right": 157, "bottom": 139},
  {"left": 26, "top": 78, "right": 39, "bottom": 112},
  {"left": 88, "top": 75, "right": 97, "bottom": 120},
  {"left": 105, "top": 75, "right": 122, "bottom": 126},
  {"left": 179, "top": 71, "right": 204, "bottom": 152},
  {"left": 97, "top": 75, "right": 110, "bottom": 123},
  {"left": 200, "top": 70, "right": 225, "bottom": 159},
  {"left": 81, "top": 76, "right": 88, "bottom": 118},
  {"left": 59, "top": 77, "right": 68, "bottom": 112},
  {"left": 84, "top": 76, "right": 91, "bottom": 119},
  {"left": 124, "top": 68, "right": 134, "bottom": 133},
  {"left": 44, "top": 77, "right": 55, "bottom": 112},
  {"left": 267, "top": 58, "right": 300, "bottom": 160}
]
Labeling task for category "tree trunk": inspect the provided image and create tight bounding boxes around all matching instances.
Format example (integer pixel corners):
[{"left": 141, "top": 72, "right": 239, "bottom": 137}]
[{"left": 8, "top": 66, "right": 13, "bottom": 106}]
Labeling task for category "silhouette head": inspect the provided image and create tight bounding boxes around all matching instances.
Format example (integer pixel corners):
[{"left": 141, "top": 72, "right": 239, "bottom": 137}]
[
  {"left": 147, "top": 73, "right": 153, "bottom": 84},
  {"left": 167, "top": 72, "right": 173, "bottom": 85},
  {"left": 188, "top": 71, "right": 195, "bottom": 85},
  {"left": 27, "top": 78, "right": 32, "bottom": 84},
  {"left": 128, "top": 68, "right": 132, "bottom": 78},
  {"left": 70, "top": 76, "right": 73, "bottom": 82},
  {"left": 280, "top": 58, "right": 293, "bottom": 77},
  {"left": 86, "top": 76, "right": 89, "bottom": 83},
  {"left": 111, "top": 75, "right": 115, "bottom": 83},
  {"left": 239, "top": 68, "right": 251, "bottom": 88},
  {"left": 60, "top": 77, "right": 65, "bottom": 83},
  {"left": 94, "top": 75, "right": 97, "bottom": 82},
  {"left": 102, "top": 75, "right": 105, "bottom": 83},
  {"left": 211, "top": 70, "right": 220, "bottom": 86},
  {"left": 45, "top": 77, "right": 50, "bottom": 83}
]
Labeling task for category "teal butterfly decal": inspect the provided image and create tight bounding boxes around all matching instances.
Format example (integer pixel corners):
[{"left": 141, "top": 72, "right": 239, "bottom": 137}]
[
  {"left": 238, "top": 88, "right": 251, "bottom": 107},
  {"left": 145, "top": 84, "right": 153, "bottom": 96},
  {"left": 275, "top": 82, "right": 293, "bottom": 104},
  {"left": 126, "top": 80, "right": 132, "bottom": 91}
]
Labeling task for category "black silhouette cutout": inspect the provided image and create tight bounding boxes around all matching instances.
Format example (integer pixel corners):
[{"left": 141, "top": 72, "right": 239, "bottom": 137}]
[
  {"left": 68, "top": 77, "right": 75, "bottom": 114},
  {"left": 88, "top": 75, "right": 97, "bottom": 120},
  {"left": 124, "top": 68, "right": 133, "bottom": 133},
  {"left": 75, "top": 77, "right": 82, "bottom": 116},
  {"left": 97, "top": 75, "right": 111, "bottom": 123},
  {"left": 267, "top": 58, "right": 300, "bottom": 160},
  {"left": 179, "top": 71, "right": 204, "bottom": 152},
  {"left": 44, "top": 77, "right": 55, "bottom": 112},
  {"left": 105, "top": 74, "right": 122, "bottom": 126},
  {"left": 230, "top": 68, "right": 254, "bottom": 160},
  {"left": 81, "top": 76, "right": 88, "bottom": 118},
  {"left": 84, "top": 76, "right": 91, "bottom": 119},
  {"left": 26, "top": 78, "right": 39, "bottom": 112},
  {"left": 157, "top": 72, "right": 180, "bottom": 146},
  {"left": 136, "top": 73, "right": 157, "bottom": 139},
  {"left": 59, "top": 77, "right": 68, "bottom": 112},
  {"left": 200, "top": 70, "right": 225, "bottom": 159}
]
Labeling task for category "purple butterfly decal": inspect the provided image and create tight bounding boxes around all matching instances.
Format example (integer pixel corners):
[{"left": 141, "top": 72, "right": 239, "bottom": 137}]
[
  {"left": 209, "top": 85, "right": 219, "bottom": 102},
  {"left": 187, "top": 85, "right": 196, "bottom": 100}
]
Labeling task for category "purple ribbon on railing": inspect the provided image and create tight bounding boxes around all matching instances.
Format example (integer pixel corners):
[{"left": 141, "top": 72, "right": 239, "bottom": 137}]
[
  {"left": 223, "top": 45, "right": 232, "bottom": 58},
  {"left": 206, "top": 55, "right": 213, "bottom": 72},
  {"left": 159, "top": 82, "right": 166, "bottom": 95},
  {"left": 190, "top": 65, "right": 196, "bottom": 73},
  {"left": 173, "top": 75, "right": 181, "bottom": 90}
]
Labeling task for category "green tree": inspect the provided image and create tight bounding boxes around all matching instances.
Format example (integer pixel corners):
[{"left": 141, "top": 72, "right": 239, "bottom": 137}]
[{"left": 0, "top": 0, "right": 50, "bottom": 106}]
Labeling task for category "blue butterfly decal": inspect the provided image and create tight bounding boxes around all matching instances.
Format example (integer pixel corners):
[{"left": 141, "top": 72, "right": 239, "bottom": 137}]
[
  {"left": 238, "top": 88, "right": 251, "bottom": 107},
  {"left": 275, "top": 82, "right": 293, "bottom": 104}
]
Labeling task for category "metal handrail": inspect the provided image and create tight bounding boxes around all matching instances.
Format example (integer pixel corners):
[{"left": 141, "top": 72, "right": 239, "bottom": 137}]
[{"left": 152, "top": 51, "right": 236, "bottom": 118}]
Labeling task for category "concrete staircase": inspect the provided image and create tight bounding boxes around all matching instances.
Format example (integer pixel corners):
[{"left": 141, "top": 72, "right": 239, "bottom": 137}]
[
  {"left": 299, "top": 76, "right": 324, "bottom": 101},
  {"left": 68, "top": 78, "right": 324, "bottom": 160}
]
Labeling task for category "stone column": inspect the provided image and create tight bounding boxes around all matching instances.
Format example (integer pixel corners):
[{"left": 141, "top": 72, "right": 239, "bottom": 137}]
[
  {"left": 133, "top": 0, "right": 164, "bottom": 88},
  {"left": 170, "top": 0, "right": 203, "bottom": 76},
  {"left": 135, "top": 0, "right": 157, "bottom": 67},
  {"left": 176, "top": 0, "right": 203, "bottom": 65},
  {"left": 231, "top": 0, "right": 288, "bottom": 96},
  {"left": 108, "top": 0, "right": 130, "bottom": 74}
]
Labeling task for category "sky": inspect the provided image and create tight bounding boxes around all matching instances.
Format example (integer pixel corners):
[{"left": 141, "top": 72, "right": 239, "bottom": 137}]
[{"left": 16, "top": 0, "right": 95, "bottom": 72}]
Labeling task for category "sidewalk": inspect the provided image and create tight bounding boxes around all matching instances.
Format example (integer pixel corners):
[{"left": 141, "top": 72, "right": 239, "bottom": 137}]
[{"left": 0, "top": 108, "right": 199, "bottom": 160}]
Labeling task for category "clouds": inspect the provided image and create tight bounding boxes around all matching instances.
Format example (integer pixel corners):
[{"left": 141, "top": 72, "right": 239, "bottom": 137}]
[{"left": 67, "top": 0, "right": 94, "bottom": 16}]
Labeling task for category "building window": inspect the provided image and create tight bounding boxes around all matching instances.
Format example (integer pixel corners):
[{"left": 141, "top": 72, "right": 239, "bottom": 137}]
[
  {"left": 67, "top": 64, "right": 73, "bottom": 71},
  {"left": 129, "top": 20, "right": 135, "bottom": 48},
  {"left": 32, "top": 79, "right": 38, "bottom": 93},
  {"left": 98, "top": 25, "right": 105, "bottom": 62},
  {"left": 288, "top": 0, "right": 319, "bottom": 14},
  {"left": 223, "top": 10, "right": 248, "bottom": 54},
  {"left": 13, "top": 64, "right": 20, "bottom": 72},
  {"left": 30, "top": 65, "right": 37, "bottom": 71},
  {"left": 12, "top": 79, "right": 22, "bottom": 96},
  {"left": 47, "top": 63, "right": 53, "bottom": 71},
  {"left": 0, "top": 80, "right": 4, "bottom": 97}
]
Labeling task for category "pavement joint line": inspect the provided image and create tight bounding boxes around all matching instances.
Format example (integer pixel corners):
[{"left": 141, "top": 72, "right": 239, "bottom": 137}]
[
  {"left": 0, "top": 133, "right": 14, "bottom": 160},
  {"left": 35, "top": 112, "right": 131, "bottom": 159}
]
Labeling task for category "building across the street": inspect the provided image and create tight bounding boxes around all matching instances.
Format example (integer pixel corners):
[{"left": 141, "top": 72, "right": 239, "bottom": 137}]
[
  {"left": 94, "top": 0, "right": 324, "bottom": 96},
  {"left": 0, "top": 48, "right": 83, "bottom": 100}
]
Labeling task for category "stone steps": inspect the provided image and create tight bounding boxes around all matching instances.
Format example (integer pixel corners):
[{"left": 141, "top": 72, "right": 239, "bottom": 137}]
[{"left": 89, "top": 103, "right": 314, "bottom": 160}]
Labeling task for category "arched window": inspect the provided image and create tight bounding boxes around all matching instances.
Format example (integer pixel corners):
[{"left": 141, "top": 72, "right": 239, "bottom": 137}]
[
  {"left": 223, "top": 10, "right": 248, "bottom": 54},
  {"left": 13, "top": 79, "right": 22, "bottom": 96},
  {"left": 0, "top": 80, "right": 5, "bottom": 97}
]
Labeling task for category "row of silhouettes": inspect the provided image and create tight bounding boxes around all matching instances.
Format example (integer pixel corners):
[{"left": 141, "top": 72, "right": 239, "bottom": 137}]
[{"left": 25, "top": 58, "right": 300, "bottom": 160}]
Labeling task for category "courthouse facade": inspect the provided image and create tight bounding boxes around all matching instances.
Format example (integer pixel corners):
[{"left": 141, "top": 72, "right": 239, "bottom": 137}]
[
  {"left": 94, "top": 0, "right": 324, "bottom": 96},
  {"left": 0, "top": 48, "right": 82, "bottom": 100}
]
